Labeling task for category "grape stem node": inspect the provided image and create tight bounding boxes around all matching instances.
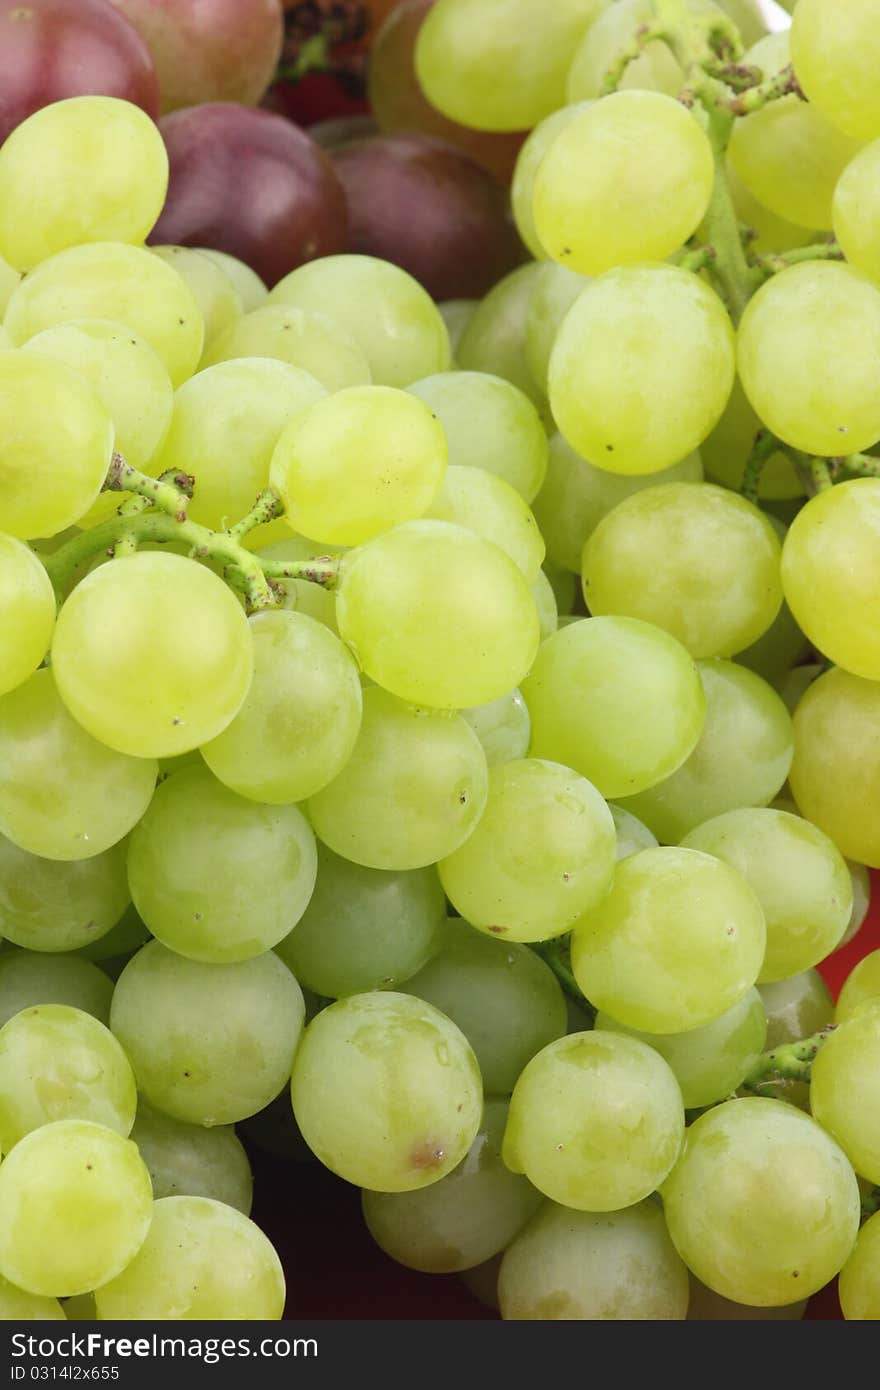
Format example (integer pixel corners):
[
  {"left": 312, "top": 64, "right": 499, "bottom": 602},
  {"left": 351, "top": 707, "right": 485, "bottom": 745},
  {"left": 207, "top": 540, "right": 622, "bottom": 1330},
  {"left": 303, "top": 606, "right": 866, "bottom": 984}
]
[{"left": 742, "top": 1025, "right": 837, "bottom": 1092}]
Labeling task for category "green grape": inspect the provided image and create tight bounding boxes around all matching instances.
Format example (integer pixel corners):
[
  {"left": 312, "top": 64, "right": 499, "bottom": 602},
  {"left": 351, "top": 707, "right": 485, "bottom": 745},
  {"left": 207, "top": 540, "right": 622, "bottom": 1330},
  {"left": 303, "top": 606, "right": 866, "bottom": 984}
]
[
  {"left": 718, "top": 0, "right": 767, "bottom": 45},
  {"left": 725, "top": 157, "right": 816, "bottom": 258},
  {"left": 150, "top": 246, "right": 241, "bottom": 359},
  {"left": 456, "top": 263, "right": 548, "bottom": 412},
  {"left": 525, "top": 263, "right": 590, "bottom": 398},
  {"left": 736, "top": 596, "right": 809, "bottom": 687},
  {"left": 0, "top": 535, "right": 55, "bottom": 696},
  {"left": 0, "top": 1275, "right": 65, "bottom": 1321},
  {"left": 837, "top": 953, "right": 880, "bottom": 1024},
  {"left": 549, "top": 265, "right": 735, "bottom": 476},
  {"left": 404, "top": 917, "right": 567, "bottom": 1095},
  {"left": 775, "top": 661, "right": 824, "bottom": 717},
  {"left": 0, "top": 351, "right": 114, "bottom": 539},
  {"left": 609, "top": 804, "right": 658, "bottom": 859},
  {"left": 839, "top": 1210, "right": 880, "bottom": 1319},
  {"left": 336, "top": 521, "right": 540, "bottom": 710},
  {"left": 596, "top": 989, "right": 767, "bottom": 1109},
  {"left": 0, "top": 96, "right": 167, "bottom": 272},
  {"left": 267, "top": 254, "right": 450, "bottom": 388},
  {"left": 567, "top": 0, "right": 693, "bottom": 101},
  {"left": 276, "top": 842, "right": 445, "bottom": 998},
  {"left": 407, "top": 371, "right": 548, "bottom": 504},
  {"left": 700, "top": 375, "right": 802, "bottom": 503},
  {"left": 362, "top": 1099, "right": 541, "bottom": 1273},
  {"left": 531, "top": 569, "right": 558, "bottom": 640},
  {"left": 94, "top": 1195, "right": 284, "bottom": 1320},
  {"left": 620, "top": 660, "right": 794, "bottom": 843},
  {"left": 291, "top": 991, "right": 482, "bottom": 1192},
  {"left": 130, "top": 1101, "right": 252, "bottom": 1215},
  {"left": 534, "top": 92, "right": 713, "bottom": 276},
  {"left": 503, "top": 1031, "right": 684, "bottom": 1210},
  {"left": 0, "top": 252, "right": 19, "bottom": 315},
  {"left": 0, "top": 1004, "right": 136, "bottom": 1151},
  {"left": 201, "top": 302, "right": 371, "bottom": 389},
  {"left": 841, "top": 861, "right": 871, "bottom": 947},
  {"left": 662, "top": 1098, "right": 860, "bottom": 1305},
  {"left": 127, "top": 765, "right": 316, "bottom": 964},
  {"left": 438, "top": 299, "right": 476, "bottom": 356},
  {"left": 810, "top": 1003, "right": 880, "bottom": 1183},
  {"left": 739, "top": 263, "right": 880, "bottom": 457},
  {"left": 77, "top": 903, "right": 150, "bottom": 964},
  {"left": 511, "top": 104, "right": 590, "bottom": 260},
  {"left": 499, "top": 1199, "right": 689, "bottom": 1319},
  {"left": 252, "top": 536, "right": 339, "bottom": 634},
  {"left": 201, "top": 609, "right": 361, "bottom": 804},
  {"left": 307, "top": 687, "right": 488, "bottom": 871},
  {"left": 521, "top": 617, "right": 705, "bottom": 800},
  {"left": 425, "top": 467, "right": 544, "bottom": 580},
  {"left": 0, "top": 669, "right": 157, "bottom": 862},
  {"left": 414, "top": 0, "right": 608, "bottom": 131},
  {"left": 759, "top": 970, "right": 834, "bottom": 1050},
  {"left": 688, "top": 1277, "right": 806, "bottom": 1321},
  {"left": 833, "top": 141, "right": 880, "bottom": 283},
  {"left": 198, "top": 249, "right": 267, "bottom": 313},
  {"left": 0, "top": 1119, "right": 152, "bottom": 1297},
  {"left": 458, "top": 1255, "right": 501, "bottom": 1311},
  {"left": 237, "top": 1086, "right": 313, "bottom": 1163},
  {"left": 52, "top": 552, "right": 253, "bottom": 760},
  {"left": 0, "top": 950, "right": 112, "bottom": 1028},
  {"left": 438, "top": 759, "right": 616, "bottom": 944},
  {"left": 791, "top": 0, "right": 880, "bottom": 143},
  {"left": 543, "top": 558, "right": 577, "bottom": 616},
  {"left": 110, "top": 941, "right": 305, "bottom": 1125},
  {"left": 0, "top": 834, "right": 129, "bottom": 953},
  {"left": 461, "top": 689, "right": 531, "bottom": 767}
]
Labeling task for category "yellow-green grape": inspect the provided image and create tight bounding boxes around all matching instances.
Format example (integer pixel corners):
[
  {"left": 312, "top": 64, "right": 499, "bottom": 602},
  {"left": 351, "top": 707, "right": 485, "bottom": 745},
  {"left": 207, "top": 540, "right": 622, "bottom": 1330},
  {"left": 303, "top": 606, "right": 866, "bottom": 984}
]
[
  {"left": 291, "top": 991, "right": 482, "bottom": 1192},
  {"left": 0, "top": 835, "right": 128, "bottom": 953},
  {"left": 456, "top": 263, "right": 548, "bottom": 413},
  {"left": 461, "top": 689, "right": 531, "bottom": 768},
  {"left": 688, "top": 1277, "right": 806, "bottom": 1321},
  {"left": 94, "top": 1195, "right": 284, "bottom": 1320},
  {"left": 566, "top": 0, "right": 696, "bottom": 100},
  {"left": 307, "top": 687, "right": 488, "bottom": 871},
  {"left": 252, "top": 536, "right": 339, "bottom": 634},
  {"left": 544, "top": 558, "right": 577, "bottom": 616},
  {"left": 201, "top": 302, "right": 371, "bottom": 389},
  {"left": 719, "top": 0, "right": 767, "bottom": 44},
  {"left": 499, "top": 1199, "right": 689, "bottom": 1320},
  {"left": 609, "top": 803, "right": 658, "bottom": 859},
  {"left": 0, "top": 668, "right": 157, "bottom": 862},
  {"left": 404, "top": 917, "right": 567, "bottom": 1095},
  {"left": 776, "top": 662, "right": 823, "bottom": 717},
  {"left": 840, "top": 1210, "right": 880, "bottom": 1319},
  {"left": 663, "top": 1097, "right": 860, "bottom": 1305},
  {"left": 791, "top": 0, "right": 880, "bottom": 143},
  {"left": 0, "top": 252, "right": 20, "bottom": 314},
  {"left": 700, "top": 375, "right": 802, "bottom": 502},
  {"left": 0, "top": 1119, "right": 152, "bottom": 1298},
  {"left": 407, "top": 371, "right": 548, "bottom": 503},
  {"left": 534, "top": 92, "right": 713, "bottom": 276},
  {"left": 201, "top": 610, "right": 361, "bottom": 804},
  {"left": 511, "top": 103, "right": 590, "bottom": 259},
  {"left": 530, "top": 570, "right": 557, "bottom": 641},
  {"left": 833, "top": 141, "right": 880, "bottom": 283},
  {"left": 438, "top": 299, "right": 476, "bottom": 355},
  {"left": 126, "top": 765, "right": 317, "bottom": 964},
  {"left": 438, "top": 759, "right": 616, "bottom": 944},
  {"left": 571, "top": 846, "right": 766, "bottom": 1032},
  {"left": 521, "top": 617, "right": 705, "bottom": 800},
  {"left": 425, "top": 467, "right": 544, "bottom": 580},
  {"left": 0, "top": 96, "right": 168, "bottom": 272},
  {"left": 789, "top": 668, "right": 880, "bottom": 867},
  {"left": 525, "top": 263, "right": 589, "bottom": 398},
  {"left": 620, "top": 659, "right": 794, "bottom": 843},
  {"left": 198, "top": 249, "right": 267, "bottom": 312},
  {"left": 837, "top": 953, "right": 880, "bottom": 1024},
  {"left": 336, "top": 521, "right": 541, "bottom": 710},
  {"left": 0, "top": 951, "right": 113, "bottom": 1028},
  {"left": 363, "top": 1099, "right": 541, "bottom": 1274},
  {"left": 0, "top": 1005, "right": 136, "bottom": 1151},
  {"left": 738, "top": 264, "right": 880, "bottom": 457},
  {"left": 276, "top": 843, "right": 445, "bottom": 998},
  {"left": 728, "top": 33, "right": 860, "bottom": 229},
  {"left": 130, "top": 1101, "right": 252, "bottom": 1215},
  {"left": 52, "top": 552, "right": 253, "bottom": 759},
  {"left": 110, "top": 941, "right": 305, "bottom": 1125},
  {"left": 596, "top": 989, "right": 767, "bottom": 1109},
  {"left": 549, "top": 265, "right": 735, "bottom": 476},
  {"left": 810, "top": 1003, "right": 880, "bottom": 1183},
  {"left": 268, "top": 254, "right": 450, "bottom": 388},
  {"left": 0, "top": 351, "right": 114, "bottom": 540},
  {"left": 736, "top": 588, "right": 809, "bottom": 687},
  {"left": 503, "top": 1031, "right": 684, "bottom": 1211},
  {"left": 0, "top": 536, "right": 55, "bottom": 696},
  {"left": 150, "top": 246, "right": 241, "bottom": 361},
  {"left": 414, "top": 0, "right": 609, "bottom": 131},
  {"left": 0, "top": 1275, "right": 65, "bottom": 1320},
  {"left": 725, "top": 158, "right": 816, "bottom": 257},
  {"left": 840, "top": 862, "right": 871, "bottom": 947},
  {"left": 4, "top": 242, "right": 204, "bottom": 387}
]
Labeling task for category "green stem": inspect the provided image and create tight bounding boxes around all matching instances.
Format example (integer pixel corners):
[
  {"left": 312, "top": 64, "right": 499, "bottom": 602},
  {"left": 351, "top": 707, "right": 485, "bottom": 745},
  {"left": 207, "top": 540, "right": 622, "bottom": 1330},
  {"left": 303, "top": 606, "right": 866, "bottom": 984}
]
[
  {"left": 700, "top": 116, "right": 762, "bottom": 321},
  {"left": 730, "top": 62, "right": 803, "bottom": 115},
  {"left": 600, "top": 21, "right": 665, "bottom": 94},
  {"left": 838, "top": 453, "right": 880, "bottom": 478},
  {"left": 808, "top": 458, "right": 835, "bottom": 493},
  {"left": 225, "top": 487, "right": 285, "bottom": 542},
  {"left": 862, "top": 1187, "right": 880, "bottom": 1221},
  {"left": 754, "top": 241, "right": 845, "bottom": 276},
  {"left": 740, "top": 429, "right": 777, "bottom": 503},
  {"left": 103, "top": 453, "right": 193, "bottom": 521},
  {"left": 742, "top": 1027, "right": 836, "bottom": 1092}
]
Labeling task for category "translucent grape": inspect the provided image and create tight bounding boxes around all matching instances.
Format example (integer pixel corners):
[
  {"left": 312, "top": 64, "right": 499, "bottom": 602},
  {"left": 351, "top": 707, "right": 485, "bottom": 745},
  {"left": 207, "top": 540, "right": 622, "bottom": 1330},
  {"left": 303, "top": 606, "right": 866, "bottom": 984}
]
[
  {"left": 688, "top": 1278, "right": 806, "bottom": 1321},
  {"left": 0, "top": 536, "right": 55, "bottom": 696},
  {"left": 438, "top": 299, "right": 476, "bottom": 355},
  {"left": 425, "top": 467, "right": 544, "bottom": 579},
  {"left": 202, "top": 303, "right": 372, "bottom": 390},
  {"left": 832, "top": 141, "right": 880, "bottom": 284},
  {"left": 456, "top": 263, "right": 547, "bottom": 412},
  {"left": 0, "top": 834, "right": 128, "bottom": 953},
  {"left": 461, "top": 689, "right": 531, "bottom": 768},
  {"left": 836, "top": 953, "right": 880, "bottom": 1024},
  {"left": 510, "top": 104, "right": 589, "bottom": 260},
  {"left": 524, "top": 263, "right": 589, "bottom": 398},
  {"left": 0, "top": 1275, "right": 64, "bottom": 1321},
  {"left": 839, "top": 1210, "right": 880, "bottom": 1320},
  {"left": 199, "top": 249, "right": 267, "bottom": 313},
  {"left": 609, "top": 804, "right": 658, "bottom": 859},
  {"left": 130, "top": 1102, "right": 252, "bottom": 1215},
  {"left": 0, "top": 253, "right": 19, "bottom": 315},
  {"left": 810, "top": 1004, "right": 880, "bottom": 1183},
  {"left": 566, "top": 0, "right": 691, "bottom": 100},
  {"left": 840, "top": 861, "right": 871, "bottom": 947},
  {"left": 0, "top": 951, "right": 112, "bottom": 1028},
  {"left": 757, "top": 963, "right": 834, "bottom": 1052},
  {"left": 790, "top": 0, "right": 880, "bottom": 143},
  {"left": 150, "top": 246, "right": 241, "bottom": 358}
]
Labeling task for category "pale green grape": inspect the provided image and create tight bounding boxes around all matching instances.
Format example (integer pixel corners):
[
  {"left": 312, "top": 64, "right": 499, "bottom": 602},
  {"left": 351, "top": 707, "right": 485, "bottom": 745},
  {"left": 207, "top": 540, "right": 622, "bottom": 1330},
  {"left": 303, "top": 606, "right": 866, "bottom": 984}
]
[
  {"left": 567, "top": 0, "right": 692, "bottom": 100},
  {"left": 620, "top": 660, "right": 794, "bottom": 843},
  {"left": 276, "top": 842, "right": 445, "bottom": 998},
  {"left": 841, "top": 861, "right": 871, "bottom": 947},
  {"left": 130, "top": 1101, "right": 252, "bottom": 1215},
  {"left": 94, "top": 1195, "right": 284, "bottom": 1320},
  {"left": 77, "top": 903, "right": 150, "bottom": 965},
  {"left": 199, "top": 249, "right": 267, "bottom": 313},
  {"left": 457, "top": 263, "right": 548, "bottom": 412},
  {"left": 549, "top": 265, "right": 735, "bottom": 476},
  {"left": 839, "top": 1210, "right": 880, "bottom": 1319},
  {"left": 0, "top": 1275, "right": 65, "bottom": 1321},
  {"left": 425, "top": 467, "right": 544, "bottom": 579},
  {"left": 0, "top": 834, "right": 129, "bottom": 953},
  {"left": 150, "top": 246, "right": 241, "bottom": 359},
  {"left": 404, "top": 917, "right": 567, "bottom": 1095},
  {"left": 0, "top": 536, "right": 55, "bottom": 696},
  {"left": 291, "top": 991, "right": 482, "bottom": 1191},
  {"left": 739, "top": 263, "right": 880, "bottom": 457},
  {"left": 531, "top": 568, "right": 558, "bottom": 640},
  {"left": 110, "top": 941, "right": 304, "bottom": 1125},
  {"left": 760, "top": 970, "right": 834, "bottom": 1050},
  {"left": 438, "top": 300, "right": 476, "bottom": 355},
  {"left": 0, "top": 669, "right": 157, "bottom": 861},
  {"left": 0, "top": 1119, "right": 152, "bottom": 1297},
  {"left": 461, "top": 689, "right": 531, "bottom": 768},
  {"left": 791, "top": 0, "right": 880, "bottom": 143},
  {"left": 336, "top": 521, "right": 540, "bottom": 710},
  {"left": 810, "top": 1003, "right": 880, "bottom": 1183},
  {"left": 438, "top": 759, "right": 616, "bottom": 944},
  {"left": 736, "top": 594, "right": 809, "bottom": 687},
  {"left": 776, "top": 662, "right": 824, "bottom": 717},
  {"left": 521, "top": 617, "right": 705, "bottom": 799},
  {"left": 414, "top": 0, "right": 608, "bottom": 131},
  {"left": 499, "top": 1199, "right": 689, "bottom": 1320},
  {"left": 534, "top": 92, "right": 713, "bottom": 275},
  {"left": 407, "top": 371, "right": 548, "bottom": 503},
  {"left": 832, "top": 141, "right": 880, "bottom": 283},
  {"left": 0, "top": 253, "right": 19, "bottom": 315},
  {"left": 511, "top": 104, "right": 590, "bottom": 259},
  {"left": 596, "top": 989, "right": 767, "bottom": 1109},
  {"left": 201, "top": 302, "right": 371, "bottom": 389},
  {"left": 307, "top": 687, "right": 488, "bottom": 871},
  {"left": 0, "top": 951, "right": 112, "bottom": 1028},
  {"left": 700, "top": 374, "right": 803, "bottom": 502},
  {"left": 0, "top": 1004, "right": 136, "bottom": 1151},
  {"left": 836, "top": 953, "right": 880, "bottom": 1024},
  {"left": 267, "top": 254, "right": 450, "bottom": 388},
  {"left": 503, "top": 1031, "right": 684, "bottom": 1210},
  {"left": 609, "top": 803, "right": 658, "bottom": 859},
  {"left": 252, "top": 536, "right": 339, "bottom": 634},
  {"left": 0, "top": 351, "right": 114, "bottom": 539},
  {"left": 127, "top": 765, "right": 316, "bottom": 964},
  {"left": 525, "top": 263, "right": 589, "bottom": 398},
  {"left": 201, "top": 609, "right": 361, "bottom": 804},
  {"left": 52, "top": 552, "right": 253, "bottom": 759},
  {"left": 0, "top": 96, "right": 167, "bottom": 271},
  {"left": 363, "top": 1099, "right": 541, "bottom": 1273},
  {"left": 662, "top": 1098, "right": 860, "bottom": 1305},
  {"left": 688, "top": 1277, "right": 806, "bottom": 1321},
  {"left": 543, "top": 559, "right": 577, "bottom": 616},
  {"left": 725, "top": 157, "right": 816, "bottom": 258}
]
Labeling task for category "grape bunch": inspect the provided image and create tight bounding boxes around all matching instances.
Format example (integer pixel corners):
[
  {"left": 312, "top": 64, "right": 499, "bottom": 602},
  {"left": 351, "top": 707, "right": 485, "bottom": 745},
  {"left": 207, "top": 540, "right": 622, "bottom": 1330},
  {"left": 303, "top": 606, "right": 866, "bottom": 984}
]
[{"left": 1, "top": 0, "right": 880, "bottom": 1326}]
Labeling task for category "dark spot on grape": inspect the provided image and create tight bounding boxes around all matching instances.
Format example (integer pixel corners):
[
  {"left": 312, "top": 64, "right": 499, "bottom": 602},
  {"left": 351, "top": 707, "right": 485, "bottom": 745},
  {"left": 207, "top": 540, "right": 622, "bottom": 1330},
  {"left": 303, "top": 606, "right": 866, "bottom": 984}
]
[
  {"left": 792, "top": 1270, "right": 799, "bottom": 1278},
  {"left": 178, "top": 318, "right": 185, "bottom": 325},
  {"left": 489, "top": 924, "right": 508, "bottom": 934},
  {"left": 605, "top": 444, "right": 614, "bottom": 452},
  {"left": 562, "top": 872, "right": 571, "bottom": 882},
  {"left": 194, "top": 912, "right": 203, "bottom": 921},
  {"left": 86, "top": 1163, "right": 93, "bottom": 1171},
  {"left": 183, "top": 1071, "right": 191, "bottom": 1078},
  {"left": 410, "top": 1139, "right": 447, "bottom": 1169},
  {"left": 459, "top": 791, "right": 468, "bottom": 805}
]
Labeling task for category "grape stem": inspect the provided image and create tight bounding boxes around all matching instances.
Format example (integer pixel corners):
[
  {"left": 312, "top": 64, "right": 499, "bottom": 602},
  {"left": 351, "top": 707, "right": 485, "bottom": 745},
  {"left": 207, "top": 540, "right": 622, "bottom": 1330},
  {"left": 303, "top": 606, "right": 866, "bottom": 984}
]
[
  {"left": 862, "top": 1186, "right": 880, "bottom": 1221},
  {"left": 600, "top": 22, "right": 666, "bottom": 95},
  {"left": 742, "top": 1026, "right": 836, "bottom": 1092},
  {"left": 103, "top": 451, "right": 194, "bottom": 522},
  {"left": 754, "top": 240, "right": 845, "bottom": 277},
  {"left": 740, "top": 428, "right": 777, "bottom": 503},
  {"left": 837, "top": 453, "right": 880, "bottom": 478},
  {"left": 729, "top": 63, "right": 803, "bottom": 116}
]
